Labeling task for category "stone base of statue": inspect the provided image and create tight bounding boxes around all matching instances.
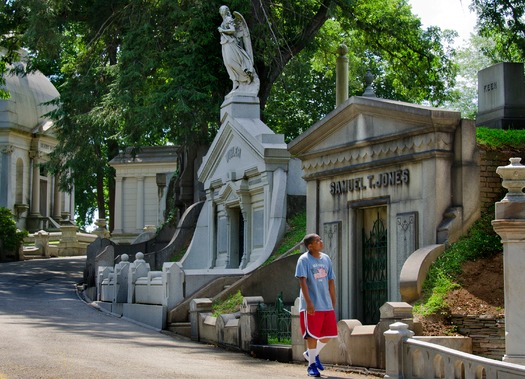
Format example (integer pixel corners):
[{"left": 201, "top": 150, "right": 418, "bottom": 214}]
[{"left": 221, "top": 93, "right": 260, "bottom": 121}]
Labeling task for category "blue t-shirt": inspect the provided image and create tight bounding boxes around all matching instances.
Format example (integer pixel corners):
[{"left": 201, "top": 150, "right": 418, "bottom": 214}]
[{"left": 295, "top": 251, "right": 335, "bottom": 311}]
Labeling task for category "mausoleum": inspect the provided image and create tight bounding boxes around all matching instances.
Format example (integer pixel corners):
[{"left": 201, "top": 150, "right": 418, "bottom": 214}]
[
  {"left": 109, "top": 146, "right": 179, "bottom": 244},
  {"left": 180, "top": 94, "right": 305, "bottom": 293},
  {"left": 0, "top": 51, "right": 74, "bottom": 231},
  {"left": 288, "top": 95, "right": 480, "bottom": 324}
]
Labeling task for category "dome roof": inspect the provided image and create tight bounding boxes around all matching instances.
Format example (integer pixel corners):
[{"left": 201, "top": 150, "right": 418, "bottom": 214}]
[{"left": 0, "top": 56, "right": 59, "bottom": 133}]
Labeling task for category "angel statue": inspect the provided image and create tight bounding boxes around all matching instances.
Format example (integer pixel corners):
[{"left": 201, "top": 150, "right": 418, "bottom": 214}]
[{"left": 218, "top": 5, "right": 260, "bottom": 95}]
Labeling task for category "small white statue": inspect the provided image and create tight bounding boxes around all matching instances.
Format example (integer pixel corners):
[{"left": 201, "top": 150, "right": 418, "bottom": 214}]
[{"left": 218, "top": 5, "right": 260, "bottom": 96}]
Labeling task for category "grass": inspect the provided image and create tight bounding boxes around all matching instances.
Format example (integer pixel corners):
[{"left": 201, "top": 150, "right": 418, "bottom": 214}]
[
  {"left": 413, "top": 209, "right": 502, "bottom": 316},
  {"left": 212, "top": 290, "right": 243, "bottom": 317},
  {"left": 414, "top": 128, "right": 522, "bottom": 317},
  {"left": 268, "top": 336, "right": 292, "bottom": 345},
  {"left": 476, "top": 127, "right": 525, "bottom": 150},
  {"left": 263, "top": 211, "right": 306, "bottom": 266}
]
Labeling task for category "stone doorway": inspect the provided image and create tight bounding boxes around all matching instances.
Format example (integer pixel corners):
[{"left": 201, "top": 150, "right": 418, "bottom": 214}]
[
  {"left": 227, "top": 206, "right": 244, "bottom": 269},
  {"left": 359, "top": 206, "right": 388, "bottom": 325}
]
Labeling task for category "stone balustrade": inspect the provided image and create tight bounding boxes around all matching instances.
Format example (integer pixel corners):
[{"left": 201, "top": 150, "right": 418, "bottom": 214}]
[
  {"left": 384, "top": 322, "right": 525, "bottom": 379},
  {"left": 96, "top": 252, "right": 185, "bottom": 330}
]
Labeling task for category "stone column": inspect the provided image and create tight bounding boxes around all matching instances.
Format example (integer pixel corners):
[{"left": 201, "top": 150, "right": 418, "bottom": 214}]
[
  {"left": 239, "top": 296, "right": 264, "bottom": 351},
  {"left": 375, "top": 302, "right": 414, "bottom": 369},
  {"left": 384, "top": 322, "right": 414, "bottom": 379},
  {"left": 189, "top": 298, "right": 213, "bottom": 341},
  {"left": 136, "top": 176, "right": 144, "bottom": 231},
  {"left": 53, "top": 175, "right": 62, "bottom": 219},
  {"left": 0, "top": 145, "right": 13, "bottom": 207},
  {"left": 207, "top": 191, "right": 217, "bottom": 269},
  {"left": 113, "top": 176, "right": 123, "bottom": 234},
  {"left": 492, "top": 157, "right": 525, "bottom": 365},
  {"left": 336, "top": 44, "right": 349, "bottom": 108},
  {"left": 238, "top": 180, "right": 251, "bottom": 269},
  {"left": 29, "top": 151, "right": 41, "bottom": 215}
]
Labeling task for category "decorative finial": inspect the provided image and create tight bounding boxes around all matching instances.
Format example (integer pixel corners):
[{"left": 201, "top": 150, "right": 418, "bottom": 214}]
[
  {"left": 496, "top": 157, "right": 525, "bottom": 202},
  {"left": 363, "top": 69, "right": 376, "bottom": 97}
]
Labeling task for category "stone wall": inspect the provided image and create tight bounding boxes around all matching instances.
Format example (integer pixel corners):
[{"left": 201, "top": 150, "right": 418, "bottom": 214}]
[
  {"left": 450, "top": 314, "right": 505, "bottom": 360},
  {"left": 479, "top": 149, "right": 520, "bottom": 212}
]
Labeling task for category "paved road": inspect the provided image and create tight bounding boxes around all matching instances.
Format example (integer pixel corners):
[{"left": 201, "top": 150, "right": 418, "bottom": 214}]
[{"left": 0, "top": 257, "right": 381, "bottom": 379}]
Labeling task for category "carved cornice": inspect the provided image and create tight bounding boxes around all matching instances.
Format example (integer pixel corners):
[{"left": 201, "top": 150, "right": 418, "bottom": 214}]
[{"left": 300, "top": 132, "right": 454, "bottom": 177}]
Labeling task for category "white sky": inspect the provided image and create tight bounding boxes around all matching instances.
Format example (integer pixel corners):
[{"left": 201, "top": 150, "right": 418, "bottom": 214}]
[{"left": 408, "top": 0, "right": 477, "bottom": 46}]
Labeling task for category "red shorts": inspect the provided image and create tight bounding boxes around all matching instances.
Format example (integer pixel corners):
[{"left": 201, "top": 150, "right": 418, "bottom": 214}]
[{"left": 300, "top": 310, "right": 338, "bottom": 340}]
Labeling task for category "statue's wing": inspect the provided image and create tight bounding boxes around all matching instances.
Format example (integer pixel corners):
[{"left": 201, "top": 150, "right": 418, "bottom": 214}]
[{"left": 233, "top": 11, "right": 254, "bottom": 62}]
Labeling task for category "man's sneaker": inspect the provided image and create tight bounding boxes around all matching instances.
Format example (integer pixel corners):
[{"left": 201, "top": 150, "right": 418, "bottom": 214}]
[
  {"left": 307, "top": 363, "right": 321, "bottom": 377},
  {"left": 303, "top": 351, "right": 325, "bottom": 371}
]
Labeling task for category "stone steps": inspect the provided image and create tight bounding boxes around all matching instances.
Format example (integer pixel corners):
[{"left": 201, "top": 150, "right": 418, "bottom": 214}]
[{"left": 167, "top": 321, "right": 192, "bottom": 338}]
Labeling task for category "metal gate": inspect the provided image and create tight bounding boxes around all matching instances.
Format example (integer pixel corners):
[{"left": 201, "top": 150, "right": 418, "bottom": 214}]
[{"left": 362, "top": 213, "right": 388, "bottom": 325}]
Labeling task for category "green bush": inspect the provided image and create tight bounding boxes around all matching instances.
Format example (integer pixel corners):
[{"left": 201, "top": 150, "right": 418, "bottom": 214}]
[{"left": 0, "top": 207, "right": 28, "bottom": 257}]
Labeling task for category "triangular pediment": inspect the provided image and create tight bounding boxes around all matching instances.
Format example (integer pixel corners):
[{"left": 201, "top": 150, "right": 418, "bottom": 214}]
[
  {"left": 288, "top": 96, "right": 460, "bottom": 159},
  {"left": 198, "top": 113, "right": 289, "bottom": 188}
]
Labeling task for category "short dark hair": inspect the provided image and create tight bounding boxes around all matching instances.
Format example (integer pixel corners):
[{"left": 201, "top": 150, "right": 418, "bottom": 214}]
[{"left": 303, "top": 233, "right": 319, "bottom": 249}]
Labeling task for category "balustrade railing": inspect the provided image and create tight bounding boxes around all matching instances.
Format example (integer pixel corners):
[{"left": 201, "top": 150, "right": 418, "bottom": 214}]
[{"left": 385, "top": 322, "right": 525, "bottom": 379}]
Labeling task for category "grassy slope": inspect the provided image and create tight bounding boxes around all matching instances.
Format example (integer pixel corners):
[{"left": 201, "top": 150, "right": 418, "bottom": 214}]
[{"left": 414, "top": 127, "right": 525, "bottom": 316}]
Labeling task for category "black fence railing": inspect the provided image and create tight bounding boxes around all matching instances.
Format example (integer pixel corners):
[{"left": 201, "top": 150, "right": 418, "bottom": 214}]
[{"left": 256, "top": 292, "right": 292, "bottom": 344}]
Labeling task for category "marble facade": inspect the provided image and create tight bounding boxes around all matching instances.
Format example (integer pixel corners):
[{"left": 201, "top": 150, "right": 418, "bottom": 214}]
[
  {"left": 180, "top": 94, "right": 304, "bottom": 284},
  {"left": 109, "top": 146, "right": 179, "bottom": 243},
  {"left": 288, "top": 96, "right": 480, "bottom": 322},
  {"left": 0, "top": 53, "right": 73, "bottom": 232}
]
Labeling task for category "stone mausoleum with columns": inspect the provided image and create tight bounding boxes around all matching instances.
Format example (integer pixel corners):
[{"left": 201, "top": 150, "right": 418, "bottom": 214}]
[{"left": 0, "top": 51, "right": 74, "bottom": 232}]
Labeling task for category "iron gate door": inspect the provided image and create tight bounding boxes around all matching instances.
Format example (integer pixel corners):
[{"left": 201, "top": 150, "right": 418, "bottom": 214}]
[{"left": 362, "top": 213, "right": 388, "bottom": 325}]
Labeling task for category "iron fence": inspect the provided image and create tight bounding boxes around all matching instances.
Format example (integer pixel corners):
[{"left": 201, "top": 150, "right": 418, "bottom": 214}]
[{"left": 256, "top": 292, "right": 292, "bottom": 343}]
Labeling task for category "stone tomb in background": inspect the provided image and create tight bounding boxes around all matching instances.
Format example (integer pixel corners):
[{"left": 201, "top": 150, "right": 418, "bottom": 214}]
[{"left": 477, "top": 62, "right": 525, "bottom": 129}]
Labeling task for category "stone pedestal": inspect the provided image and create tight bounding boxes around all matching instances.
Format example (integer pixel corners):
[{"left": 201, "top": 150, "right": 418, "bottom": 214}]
[
  {"left": 57, "top": 224, "right": 83, "bottom": 256},
  {"left": 93, "top": 218, "right": 110, "bottom": 239},
  {"left": 34, "top": 230, "right": 50, "bottom": 257},
  {"left": 492, "top": 157, "right": 525, "bottom": 364},
  {"left": 239, "top": 296, "right": 265, "bottom": 351},
  {"left": 384, "top": 322, "right": 415, "bottom": 379},
  {"left": 220, "top": 94, "right": 260, "bottom": 121}
]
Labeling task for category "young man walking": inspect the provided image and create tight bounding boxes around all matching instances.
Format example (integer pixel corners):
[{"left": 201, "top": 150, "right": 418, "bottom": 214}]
[{"left": 295, "top": 233, "right": 338, "bottom": 377}]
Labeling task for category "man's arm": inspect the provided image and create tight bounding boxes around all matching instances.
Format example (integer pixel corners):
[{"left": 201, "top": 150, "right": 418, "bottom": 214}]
[
  {"left": 328, "top": 279, "right": 336, "bottom": 308},
  {"left": 298, "top": 276, "right": 315, "bottom": 314}
]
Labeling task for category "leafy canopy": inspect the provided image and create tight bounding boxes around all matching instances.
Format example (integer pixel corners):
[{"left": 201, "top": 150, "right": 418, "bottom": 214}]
[{"left": 1, "top": 0, "right": 458, "bottom": 227}]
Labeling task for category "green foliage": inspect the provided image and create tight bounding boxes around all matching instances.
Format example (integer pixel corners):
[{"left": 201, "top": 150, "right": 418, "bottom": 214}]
[
  {"left": 444, "top": 35, "right": 494, "bottom": 119},
  {"left": 472, "top": 0, "right": 525, "bottom": 62},
  {"left": 413, "top": 211, "right": 502, "bottom": 316},
  {"left": 0, "top": 207, "right": 28, "bottom": 253},
  {"left": 267, "top": 0, "right": 459, "bottom": 140},
  {"left": 268, "top": 336, "right": 292, "bottom": 345},
  {"left": 212, "top": 290, "right": 243, "bottom": 317},
  {"left": 1, "top": 0, "right": 460, "bottom": 225},
  {"left": 264, "top": 211, "right": 306, "bottom": 266},
  {"left": 476, "top": 127, "right": 525, "bottom": 151}
]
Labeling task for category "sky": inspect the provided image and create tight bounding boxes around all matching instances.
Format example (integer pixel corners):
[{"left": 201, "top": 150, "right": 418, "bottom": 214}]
[{"left": 408, "top": 0, "right": 477, "bottom": 46}]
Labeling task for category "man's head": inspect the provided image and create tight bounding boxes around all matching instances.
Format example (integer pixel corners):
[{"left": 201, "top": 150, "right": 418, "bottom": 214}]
[{"left": 303, "top": 233, "right": 322, "bottom": 251}]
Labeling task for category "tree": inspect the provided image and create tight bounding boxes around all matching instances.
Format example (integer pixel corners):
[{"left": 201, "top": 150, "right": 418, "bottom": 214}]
[
  {"left": 443, "top": 34, "right": 494, "bottom": 120},
  {"left": 471, "top": 0, "right": 525, "bottom": 62},
  {"left": 1, "top": 0, "right": 458, "bottom": 228}
]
